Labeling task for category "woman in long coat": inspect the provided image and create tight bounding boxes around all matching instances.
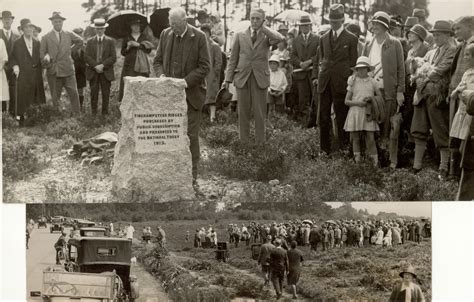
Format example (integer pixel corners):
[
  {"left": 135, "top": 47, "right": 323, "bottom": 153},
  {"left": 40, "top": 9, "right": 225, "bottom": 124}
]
[
  {"left": 118, "top": 19, "right": 153, "bottom": 102},
  {"left": 201, "top": 24, "right": 222, "bottom": 122},
  {"left": 10, "top": 19, "right": 45, "bottom": 121}
]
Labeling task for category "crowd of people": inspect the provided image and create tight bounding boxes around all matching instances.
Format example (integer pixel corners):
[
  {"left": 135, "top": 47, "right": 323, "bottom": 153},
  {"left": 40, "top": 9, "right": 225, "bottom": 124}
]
[{"left": 1, "top": 6, "right": 473, "bottom": 199}]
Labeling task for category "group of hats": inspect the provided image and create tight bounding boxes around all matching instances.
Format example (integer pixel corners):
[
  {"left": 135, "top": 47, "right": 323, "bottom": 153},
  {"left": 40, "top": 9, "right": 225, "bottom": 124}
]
[{"left": 1, "top": 11, "right": 39, "bottom": 31}]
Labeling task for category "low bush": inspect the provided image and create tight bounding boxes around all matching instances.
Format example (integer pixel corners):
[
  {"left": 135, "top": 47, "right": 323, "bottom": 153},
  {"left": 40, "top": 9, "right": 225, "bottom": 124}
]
[
  {"left": 24, "top": 104, "right": 66, "bottom": 127},
  {"left": 2, "top": 131, "right": 50, "bottom": 181}
]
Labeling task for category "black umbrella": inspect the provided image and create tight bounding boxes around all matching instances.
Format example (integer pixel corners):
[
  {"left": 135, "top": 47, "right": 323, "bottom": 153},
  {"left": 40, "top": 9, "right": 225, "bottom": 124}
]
[
  {"left": 105, "top": 10, "right": 147, "bottom": 39},
  {"left": 149, "top": 8, "right": 171, "bottom": 38}
]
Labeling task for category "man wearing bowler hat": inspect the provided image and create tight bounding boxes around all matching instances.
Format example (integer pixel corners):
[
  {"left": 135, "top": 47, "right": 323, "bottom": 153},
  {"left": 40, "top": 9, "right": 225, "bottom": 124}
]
[
  {"left": 290, "top": 15, "right": 319, "bottom": 127},
  {"left": 84, "top": 18, "right": 116, "bottom": 115},
  {"left": 312, "top": 4, "right": 358, "bottom": 155},
  {"left": 410, "top": 20, "right": 457, "bottom": 179},
  {"left": 40, "top": 12, "right": 83, "bottom": 114},
  {"left": 1, "top": 11, "right": 20, "bottom": 113}
]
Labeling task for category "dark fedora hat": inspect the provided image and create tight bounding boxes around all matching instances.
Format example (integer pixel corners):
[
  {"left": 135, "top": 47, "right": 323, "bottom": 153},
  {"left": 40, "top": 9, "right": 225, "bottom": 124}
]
[
  {"left": 403, "top": 16, "right": 419, "bottom": 29},
  {"left": 298, "top": 15, "right": 312, "bottom": 26},
  {"left": 412, "top": 8, "right": 426, "bottom": 19},
  {"left": 328, "top": 4, "right": 345, "bottom": 22},
  {"left": 0, "top": 11, "right": 14, "bottom": 19},
  {"left": 49, "top": 11, "right": 66, "bottom": 20},
  {"left": 215, "top": 87, "right": 232, "bottom": 109},
  {"left": 20, "top": 18, "right": 35, "bottom": 29},
  {"left": 429, "top": 20, "right": 454, "bottom": 35}
]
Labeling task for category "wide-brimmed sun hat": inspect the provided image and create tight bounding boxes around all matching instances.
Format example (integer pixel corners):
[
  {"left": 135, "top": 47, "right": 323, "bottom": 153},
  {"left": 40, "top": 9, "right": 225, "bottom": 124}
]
[
  {"left": 269, "top": 54, "right": 281, "bottom": 63},
  {"left": 399, "top": 264, "right": 417, "bottom": 278}
]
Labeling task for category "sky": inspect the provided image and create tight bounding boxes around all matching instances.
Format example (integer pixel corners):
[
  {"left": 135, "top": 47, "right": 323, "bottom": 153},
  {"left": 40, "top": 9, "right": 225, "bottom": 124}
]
[
  {"left": 2, "top": 0, "right": 472, "bottom": 35},
  {"left": 326, "top": 202, "right": 432, "bottom": 217}
]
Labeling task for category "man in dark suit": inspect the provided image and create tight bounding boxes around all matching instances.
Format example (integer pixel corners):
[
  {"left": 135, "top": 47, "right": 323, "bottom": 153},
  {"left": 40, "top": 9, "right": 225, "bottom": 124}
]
[
  {"left": 1, "top": 10, "right": 20, "bottom": 113},
  {"left": 290, "top": 15, "right": 319, "bottom": 126},
  {"left": 257, "top": 235, "right": 274, "bottom": 286},
  {"left": 84, "top": 19, "right": 116, "bottom": 115},
  {"left": 313, "top": 4, "right": 358, "bottom": 155},
  {"left": 224, "top": 8, "right": 284, "bottom": 143},
  {"left": 153, "top": 7, "right": 210, "bottom": 184},
  {"left": 269, "top": 238, "right": 288, "bottom": 299}
]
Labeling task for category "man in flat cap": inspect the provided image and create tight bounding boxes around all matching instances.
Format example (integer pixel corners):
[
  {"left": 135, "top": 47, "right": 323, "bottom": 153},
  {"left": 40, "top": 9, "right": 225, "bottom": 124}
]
[
  {"left": 40, "top": 12, "right": 83, "bottom": 114},
  {"left": 1, "top": 11, "right": 20, "bottom": 113}
]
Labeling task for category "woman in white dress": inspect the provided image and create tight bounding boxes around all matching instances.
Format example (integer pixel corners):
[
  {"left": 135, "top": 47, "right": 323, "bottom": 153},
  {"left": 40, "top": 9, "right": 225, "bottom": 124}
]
[{"left": 0, "top": 38, "right": 9, "bottom": 104}]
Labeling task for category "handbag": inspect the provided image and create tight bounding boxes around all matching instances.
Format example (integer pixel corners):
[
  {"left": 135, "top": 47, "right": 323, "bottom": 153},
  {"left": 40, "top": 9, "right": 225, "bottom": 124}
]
[{"left": 134, "top": 49, "right": 150, "bottom": 74}]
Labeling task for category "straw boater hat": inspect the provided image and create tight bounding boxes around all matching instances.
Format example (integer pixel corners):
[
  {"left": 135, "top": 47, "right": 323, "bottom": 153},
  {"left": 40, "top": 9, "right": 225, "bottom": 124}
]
[
  {"left": 408, "top": 24, "right": 428, "bottom": 41},
  {"left": 91, "top": 18, "right": 109, "bottom": 29},
  {"left": 429, "top": 20, "right": 454, "bottom": 35},
  {"left": 327, "top": 4, "right": 345, "bottom": 22},
  {"left": 403, "top": 16, "right": 419, "bottom": 29},
  {"left": 0, "top": 11, "right": 14, "bottom": 20},
  {"left": 370, "top": 11, "right": 391, "bottom": 29},
  {"left": 399, "top": 264, "right": 417, "bottom": 278},
  {"left": 351, "top": 56, "right": 374, "bottom": 71},
  {"left": 49, "top": 12, "right": 66, "bottom": 20},
  {"left": 298, "top": 15, "right": 312, "bottom": 26}
]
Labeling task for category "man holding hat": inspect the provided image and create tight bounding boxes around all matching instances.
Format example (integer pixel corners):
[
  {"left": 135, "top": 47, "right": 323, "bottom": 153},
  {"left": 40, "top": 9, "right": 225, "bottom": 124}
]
[
  {"left": 410, "top": 20, "right": 457, "bottom": 178},
  {"left": 313, "top": 4, "right": 358, "bottom": 155},
  {"left": 84, "top": 18, "right": 116, "bottom": 115},
  {"left": 362, "top": 11, "right": 405, "bottom": 169},
  {"left": 40, "top": 12, "right": 83, "bottom": 114},
  {"left": 223, "top": 8, "right": 284, "bottom": 144},
  {"left": 1, "top": 11, "right": 20, "bottom": 113},
  {"left": 290, "top": 15, "right": 319, "bottom": 126}
]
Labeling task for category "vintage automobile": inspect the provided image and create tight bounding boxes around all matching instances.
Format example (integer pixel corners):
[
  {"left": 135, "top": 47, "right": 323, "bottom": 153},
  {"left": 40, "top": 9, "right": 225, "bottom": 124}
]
[
  {"left": 50, "top": 217, "right": 64, "bottom": 233},
  {"left": 65, "top": 237, "right": 137, "bottom": 299},
  {"left": 38, "top": 217, "right": 47, "bottom": 228},
  {"left": 74, "top": 218, "right": 96, "bottom": 228}
]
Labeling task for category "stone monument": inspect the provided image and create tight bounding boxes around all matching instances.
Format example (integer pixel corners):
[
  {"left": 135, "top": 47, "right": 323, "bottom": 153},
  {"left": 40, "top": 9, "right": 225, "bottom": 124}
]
[{"left": 111, "top": 77, "right": 194, "bottom": 202}]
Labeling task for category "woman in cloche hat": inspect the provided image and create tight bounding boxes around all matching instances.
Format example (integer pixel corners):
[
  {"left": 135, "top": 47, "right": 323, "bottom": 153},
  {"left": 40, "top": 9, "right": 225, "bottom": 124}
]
[{"left": 389, "top": 264, "right": 425, "bottom": 301}]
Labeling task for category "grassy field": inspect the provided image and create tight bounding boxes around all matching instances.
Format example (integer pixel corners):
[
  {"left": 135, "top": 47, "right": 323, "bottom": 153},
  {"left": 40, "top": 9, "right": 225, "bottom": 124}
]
[{"left": 132, "top": 219, "right": 431, "bottom": 301}]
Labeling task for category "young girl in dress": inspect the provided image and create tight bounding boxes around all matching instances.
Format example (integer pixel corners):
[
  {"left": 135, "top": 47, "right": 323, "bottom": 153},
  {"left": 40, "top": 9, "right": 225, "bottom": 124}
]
[
  {"left": 450, "top": 44, "right": 474, "bottom": 148},
  {"left": 344, "top": 56, "right": 383, "bottom": 166}
]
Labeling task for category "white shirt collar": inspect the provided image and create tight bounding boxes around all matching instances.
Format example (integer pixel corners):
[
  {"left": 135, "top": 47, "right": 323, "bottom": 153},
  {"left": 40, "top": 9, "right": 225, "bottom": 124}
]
[
  {"left": 333, "top": 26, "right": 344, "bottom": 38},
  {"left": 97, "top": 34, "right": 104, "bottom": 40},
  {"left": 250, "top": 27, "right": 261, "bottom": 36}
]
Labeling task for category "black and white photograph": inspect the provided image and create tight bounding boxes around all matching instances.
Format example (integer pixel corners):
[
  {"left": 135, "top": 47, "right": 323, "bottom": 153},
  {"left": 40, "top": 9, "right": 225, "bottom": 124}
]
[
  {"left": 1, "top": 0, "right": 473, "bottom": 203},
  {"left": 25, "top": 202, "right": 431, "bottom": 301}
]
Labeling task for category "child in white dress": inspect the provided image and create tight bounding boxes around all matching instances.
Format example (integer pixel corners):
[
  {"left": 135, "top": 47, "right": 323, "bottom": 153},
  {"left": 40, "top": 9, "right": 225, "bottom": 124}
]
[{"left": 344, "top": 56, "right": 382, "bottom": 166}]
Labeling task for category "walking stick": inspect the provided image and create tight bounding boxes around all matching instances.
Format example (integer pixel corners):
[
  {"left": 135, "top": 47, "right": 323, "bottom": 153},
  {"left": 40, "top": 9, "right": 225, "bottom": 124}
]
[{"left": 15, "top": 75, "right": 18, "bottom": 119}]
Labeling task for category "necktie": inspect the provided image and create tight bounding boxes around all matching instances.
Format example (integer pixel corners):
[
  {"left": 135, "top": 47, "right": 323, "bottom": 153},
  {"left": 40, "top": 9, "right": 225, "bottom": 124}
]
[
  {"left": 6, "top": 31, "right": 10, "bottom": 40},
  {"left": 97, "top": 38, "right": 103, "bottom": 62},
  {"left": 332, "top": 31, "right": 337, "bottom": 43},
  {"left": 251, "top": 30, "right": 257, "bottom": 45}
]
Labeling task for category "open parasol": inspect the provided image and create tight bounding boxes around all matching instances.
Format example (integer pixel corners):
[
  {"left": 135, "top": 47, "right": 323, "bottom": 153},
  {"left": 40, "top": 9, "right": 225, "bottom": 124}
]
[
  {"left": 274, "top": 9, "right": 310, "bottom": 23},
  {"left": 149, "top": 8, "right": 171, "bottom": 38},
  {"left": 105, "top": 10, "right": 147, "bottom": 39}
]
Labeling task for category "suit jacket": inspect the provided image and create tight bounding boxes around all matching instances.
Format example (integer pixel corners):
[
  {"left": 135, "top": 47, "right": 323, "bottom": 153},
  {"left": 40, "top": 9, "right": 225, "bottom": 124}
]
[
  {"left": 257, "top": 242, "right": 274, "bottom": 266},
  {"left": 361, "top": 34, "right": 406, "bottom": 100},
  {"left": 40, "top": 29, "right": 83, "bottom": 77},
  {"left": 290, "top": 32, "right": 320, "bottom": 81},
  {"left": 269, "top": 246, "right": 288, "bottom": 273},
  {"left": 450, "top": 38, "right": 474, "bottom": 78},
  {"left": 424, "top": 41, "right": 457, "bottom": 83},
  {"left": 153, "top": 25, "right": 210, "bottom": 110},
  {"left": 225, "top": 26, "right": 284, "bottom": 89},
  {"left": 313, "top": 29, "right": 358, "bottom": 94},
  {"left": 0, "top": 29, "right": 20, "bottom": 71},
  {"left": 84, "top": 35, "right": 116, "bottom": 82}
]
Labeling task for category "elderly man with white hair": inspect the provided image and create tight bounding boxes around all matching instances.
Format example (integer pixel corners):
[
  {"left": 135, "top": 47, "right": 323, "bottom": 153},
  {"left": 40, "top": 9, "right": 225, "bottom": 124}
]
[
  {"left": 223, "top": 8, "right": 284, "bottom": 144},
  {"left": 153, "top": 7, "right": 210, "bottom": 186}
]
